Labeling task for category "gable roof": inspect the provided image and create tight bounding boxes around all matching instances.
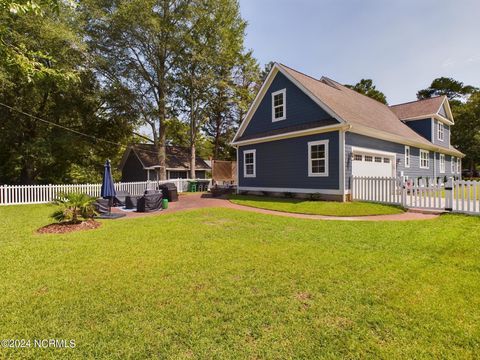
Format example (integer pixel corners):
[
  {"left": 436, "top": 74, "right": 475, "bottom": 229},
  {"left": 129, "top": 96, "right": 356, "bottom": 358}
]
[
  {"left": 120, "top": 144, "right": 211, "bottom": 170},
  {"left": 389, "top": 96, "right": 451, "bottom": 122},
  {"left": 233, "top": 63, "right": 463, "bottom": 157}
]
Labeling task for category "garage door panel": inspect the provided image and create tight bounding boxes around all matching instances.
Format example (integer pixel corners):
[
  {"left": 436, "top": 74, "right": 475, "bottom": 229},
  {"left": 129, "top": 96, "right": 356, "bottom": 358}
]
[{"left": 352, "top": 152, "right": 394, "bottom": 177}]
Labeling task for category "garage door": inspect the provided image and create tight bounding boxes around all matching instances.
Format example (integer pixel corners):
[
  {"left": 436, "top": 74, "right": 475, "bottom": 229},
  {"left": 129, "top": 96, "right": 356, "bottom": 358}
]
[{"left": 352, "top": 151, "right": 395, "bottom": 177}]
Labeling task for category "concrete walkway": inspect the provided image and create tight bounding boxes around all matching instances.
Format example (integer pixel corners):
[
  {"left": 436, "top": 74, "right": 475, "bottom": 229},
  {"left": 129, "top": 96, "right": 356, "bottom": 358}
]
[{"left": 112, "top": 193, "right": 439, "bottom": 221}]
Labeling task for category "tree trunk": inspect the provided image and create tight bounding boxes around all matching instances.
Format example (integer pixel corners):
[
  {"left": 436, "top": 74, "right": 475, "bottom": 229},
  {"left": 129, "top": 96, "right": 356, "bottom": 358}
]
[
  {"left": 190, "top": 142, "right": 196, "bottom": 179},
  {"left": 157, "top": 85, "right": 167, "bottom": 180}
]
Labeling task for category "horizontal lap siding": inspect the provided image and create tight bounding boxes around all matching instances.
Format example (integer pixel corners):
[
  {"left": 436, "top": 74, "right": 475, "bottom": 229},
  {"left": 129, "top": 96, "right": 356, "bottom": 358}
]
[
  {"left": 239, "top": 131, "right": 340, "bottom": 190},
  {"left": 242, "top": 72, "right": 337, "bottom": 138},
  {"left": 345, "top": 132, "right": 437, "bottom": 189},
  {"left": 432, "top": 120, "right": 450, "bottom": 149},
  {"left": 405, "top": 118, "right": 432, "bottom": 141}
]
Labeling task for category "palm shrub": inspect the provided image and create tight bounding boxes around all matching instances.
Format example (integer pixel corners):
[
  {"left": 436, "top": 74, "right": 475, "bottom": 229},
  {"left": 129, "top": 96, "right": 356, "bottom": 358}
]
[{"left": 51, "top": 193, "right": 98, "bottom": 224}]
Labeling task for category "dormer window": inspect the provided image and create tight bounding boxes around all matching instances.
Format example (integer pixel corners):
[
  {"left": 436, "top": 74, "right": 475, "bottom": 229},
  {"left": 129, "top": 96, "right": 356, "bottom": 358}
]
[
  {"left": 437, "top": 120, "right": 444, "bottom": 141},
  {"left": 272, "top": 89, "right": 286, "bottom": 122}
]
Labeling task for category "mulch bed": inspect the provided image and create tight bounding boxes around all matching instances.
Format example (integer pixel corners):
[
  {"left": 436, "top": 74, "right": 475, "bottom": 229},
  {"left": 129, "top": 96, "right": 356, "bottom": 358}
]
[{"left": 37, "top": 220, "right": 101, "bottom": 234}]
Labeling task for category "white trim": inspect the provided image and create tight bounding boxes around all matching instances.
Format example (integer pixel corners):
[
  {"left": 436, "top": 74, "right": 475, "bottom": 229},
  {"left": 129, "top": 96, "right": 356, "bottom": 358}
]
[
  {"left": 436, "top": 97, "right": 455, "bottom": 124},
  {"left": 457, "top": 157, "right": 461, "bottom": 174},
  {"left": 451, "top": 156, "right": 456, "bottom": 174},
  {"left": 238, "top": 186, "right": 344, "bottom": 195},
  {"left": 351, "top": 146, "right": 396, "bottom": 157},
  {"left": 243, "top": 149, "right": 256, "bottom": 178},
  {"left": 420, "top": 149, "right": 430, "bottom": 169},
  {"left": 232, "top": 63, "right": 345, "bottom": 142},
  {"left": 339, "top": 130, "right": 345, "bottom": 195},
  {"left": 439, "top": 153, "right": 445, "bottom": 173},
  {"left": 231, "top": 124, "right": 346, "bottom": 146},
  {"left": 404, "top": 145, "right": 410, "bottom": 168},
  {"left": 308, "top": 140, "right": 329, "bottom": 177},
  {"left": 349, "top": 124, "right": 464, "bottom": 158},
  {"left": 401, "top": 114, "right": 454, "bottom": 126},
  {"left": 271, "top": 88, "right": 286, "bottom": 122},
  {"left": 437, "top": 120, "right": 444, "bottom": 141}
]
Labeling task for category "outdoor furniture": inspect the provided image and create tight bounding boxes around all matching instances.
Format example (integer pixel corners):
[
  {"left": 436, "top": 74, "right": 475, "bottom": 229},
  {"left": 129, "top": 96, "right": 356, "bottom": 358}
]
[
  {"left": 125, "top": 195, "right": 141, "bottom": 209},
  {"left": 210, "top": 184, "right": 236, "bottom": 197},
  {"left": 197, "top": 180, "right": 210, "bottom": 192},
  {"left": 158, "top": 183, "right": 178, "bottom": 202},
  {"left": 94, "top": 198, "right": 110, "bottom": 214},
  {"left": 137, "top": 192, "right": 163, "bottom": 212},
  {"left": 113, "top": 190, "right": 130, "bottom": 206}
]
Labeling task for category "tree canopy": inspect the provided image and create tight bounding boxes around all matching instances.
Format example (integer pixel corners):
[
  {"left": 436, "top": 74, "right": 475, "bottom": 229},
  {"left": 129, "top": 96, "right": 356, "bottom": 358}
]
[{"left": 345, "top": 79, "right": 388, "bottom": 105}]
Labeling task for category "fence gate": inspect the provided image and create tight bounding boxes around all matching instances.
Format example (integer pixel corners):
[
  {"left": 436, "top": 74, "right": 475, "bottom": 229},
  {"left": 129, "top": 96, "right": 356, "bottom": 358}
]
[{"left": 352, "top": 176, "right": 480, "bottom": 215}]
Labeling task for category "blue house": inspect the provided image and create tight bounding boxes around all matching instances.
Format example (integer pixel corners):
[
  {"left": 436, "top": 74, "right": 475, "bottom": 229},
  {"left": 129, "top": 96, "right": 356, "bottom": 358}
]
[{"left": 232, "top": 63, "right": 464, "bottom": 201}]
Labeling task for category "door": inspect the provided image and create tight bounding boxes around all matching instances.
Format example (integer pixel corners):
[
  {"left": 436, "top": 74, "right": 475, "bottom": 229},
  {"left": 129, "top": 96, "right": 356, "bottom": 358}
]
[{"left": 352, "top": 151, "right": 395, "bottom": 177}]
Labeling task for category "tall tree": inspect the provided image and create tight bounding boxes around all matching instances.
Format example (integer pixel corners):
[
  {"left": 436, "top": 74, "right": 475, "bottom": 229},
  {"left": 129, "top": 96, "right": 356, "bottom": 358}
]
[
  {"left": 176, "top": 0, "right": 247, "bottom": 177},
  {"left": 417, "top": 77, "right": 478, "bottom": 103},
  {"left": 450, "top": 92, "right": 480, "bottom": 171},
  {"left": 83, "top": 0, "right": 193, "bottom": 180},
  {"left": 0, "top": 2, "right": 133, "bottom": 184},
  {"left": 345, "top": 79, "right": 388, "bottom": 104}
]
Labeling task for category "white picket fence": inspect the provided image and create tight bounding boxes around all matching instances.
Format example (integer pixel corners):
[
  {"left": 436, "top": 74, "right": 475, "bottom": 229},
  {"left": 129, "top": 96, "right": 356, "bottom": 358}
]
[
  {"left": 352, "top": 176, "right": 480, "bottom": 215},
  {"left": 0, "top": 179, "right": 197, "bottom": 206}
]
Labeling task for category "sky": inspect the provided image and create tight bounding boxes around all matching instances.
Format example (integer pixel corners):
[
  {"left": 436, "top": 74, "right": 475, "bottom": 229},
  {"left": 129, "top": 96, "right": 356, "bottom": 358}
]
[{"left": 239, "top": 0, "right": 480, "bottom": 105}]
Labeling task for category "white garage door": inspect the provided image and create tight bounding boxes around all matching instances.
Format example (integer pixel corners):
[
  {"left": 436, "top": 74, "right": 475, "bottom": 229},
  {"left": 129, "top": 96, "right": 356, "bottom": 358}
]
[{"left": 352, "top": 150, "right": 395, "bottom": 178}]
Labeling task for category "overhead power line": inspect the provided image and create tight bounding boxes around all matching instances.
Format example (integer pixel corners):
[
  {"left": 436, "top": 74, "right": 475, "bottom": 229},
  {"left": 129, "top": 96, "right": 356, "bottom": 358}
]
[{"left": 0, "top": 102, "right": 160, "bottom": 155}]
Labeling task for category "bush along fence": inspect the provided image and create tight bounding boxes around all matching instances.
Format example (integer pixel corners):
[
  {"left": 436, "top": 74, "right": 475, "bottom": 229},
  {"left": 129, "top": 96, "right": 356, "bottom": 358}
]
[
  {"left": 352, "top": 176, "right": 480, "bottom": 215},
  {"left": 0, "top": 179, "right": 207, "bottom": 206}
]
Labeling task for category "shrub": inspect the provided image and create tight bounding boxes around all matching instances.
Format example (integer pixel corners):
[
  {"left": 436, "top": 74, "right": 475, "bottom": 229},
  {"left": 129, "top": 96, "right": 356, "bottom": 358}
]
[{"left": 51, "top": 193, "right": 97, "bottom": 224}]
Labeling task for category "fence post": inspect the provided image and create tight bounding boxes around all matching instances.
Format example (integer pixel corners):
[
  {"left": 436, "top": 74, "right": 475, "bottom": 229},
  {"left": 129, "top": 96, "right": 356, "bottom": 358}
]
[
  {"left": 445, "top": 177, "right": 453, "bottom": 212},
  {"left": 401, "top": 177, "right": 407, "bottom": 208}
]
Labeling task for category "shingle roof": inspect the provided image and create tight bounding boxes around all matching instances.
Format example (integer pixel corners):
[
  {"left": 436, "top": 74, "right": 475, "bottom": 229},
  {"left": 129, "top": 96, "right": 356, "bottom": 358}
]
[
  {"left": 275, "top": 64, "right": 463, "bottom": 156},
  {"left": 389, "top": 96, "right": 446, "bottom": 120},
  {"left": 129, "top": 144, "right": 211, "bottom": 170}
]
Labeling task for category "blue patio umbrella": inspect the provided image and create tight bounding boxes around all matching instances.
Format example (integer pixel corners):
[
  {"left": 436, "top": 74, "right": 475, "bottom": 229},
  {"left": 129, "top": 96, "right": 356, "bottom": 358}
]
[{"left": 101, "top": 160, "right": 116, "bottom": 213}]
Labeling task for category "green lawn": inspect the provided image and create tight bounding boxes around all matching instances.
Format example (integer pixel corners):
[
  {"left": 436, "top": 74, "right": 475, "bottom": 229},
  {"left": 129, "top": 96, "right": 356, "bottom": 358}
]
[
  {"left": 229, "top": 194, "right": 404, "bottom": 216},
  {"left": 1, "top": 205, "right": 480, "bottom": 358}
]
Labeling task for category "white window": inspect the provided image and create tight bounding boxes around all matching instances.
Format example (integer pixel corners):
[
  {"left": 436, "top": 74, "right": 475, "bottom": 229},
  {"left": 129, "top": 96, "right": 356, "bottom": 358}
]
[
  {"left": 271, "top": 89, "right": 286, "bottom": 121},
  {"left": 439, "top": 154, "right": 445, "bottom": 173},
  {"left": 383, "top": 158, "right": 390, "bottom": 163},
  {"left": 243, "top": 150, "right": 256, "bottom": 178},
  {"left": 451, "top": 156, "right": 456, "bottom": 173},
  {"left": 437, "top": 120, "right": 444, "bottom": 141},
  {"left": 457, "top": 157, "right": 461, "bottom": 173},
  {"left": 353, "top": 154, "right": 362, "bottom": 161},
  {"left": 404, "top": 146, "right": 410, "bottom": 168},
  {"left": 364, "top": 155, "right": 373, "bottom": 162},
  {"left": 308, "top": 140, "right": 329, "bottom": 177},
  {"left": 420, "top": 150, "right": 429, "bottom": 169}
]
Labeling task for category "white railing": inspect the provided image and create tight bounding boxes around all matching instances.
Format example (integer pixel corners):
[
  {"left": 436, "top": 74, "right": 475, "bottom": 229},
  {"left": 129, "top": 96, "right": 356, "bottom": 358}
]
[
  {"left": 352, "top": 176, "right": 480, "bottom": 215},
  {"left": 0, "top": 179, "right": 208, "bottom": 206},
  {"left": 453, "top": 180, "right": 480, "bottom": 214},
  {"left": 352, "top": 177, "right": 402, "bottom": 205}
]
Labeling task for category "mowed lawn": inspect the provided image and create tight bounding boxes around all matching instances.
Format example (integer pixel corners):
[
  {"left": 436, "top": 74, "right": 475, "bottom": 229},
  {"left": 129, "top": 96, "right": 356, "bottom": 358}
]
[
  {"left": 229, "top": 194, "right": 404, "bottom": 216},
  {"left": 0, "top": 205, "right": 479, "bottom": 359}
]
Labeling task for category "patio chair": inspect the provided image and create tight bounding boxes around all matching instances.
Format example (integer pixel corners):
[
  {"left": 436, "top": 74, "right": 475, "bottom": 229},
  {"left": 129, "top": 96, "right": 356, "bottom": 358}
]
[{"left": 137, "top": 192, "right": 163, "bottom": 212}]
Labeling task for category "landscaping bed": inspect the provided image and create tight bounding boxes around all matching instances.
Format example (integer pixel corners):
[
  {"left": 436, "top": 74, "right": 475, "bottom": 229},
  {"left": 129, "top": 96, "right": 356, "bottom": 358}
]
[
  {"left": 37, "top": 220, "right": 101, "bottom": 234},
  {"left": 229, "top": 194, "right": 404, "bottom": 216}
]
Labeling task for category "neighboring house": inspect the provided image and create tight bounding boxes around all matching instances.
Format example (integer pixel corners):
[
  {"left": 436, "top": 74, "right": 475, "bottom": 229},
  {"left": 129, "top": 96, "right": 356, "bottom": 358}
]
[
  {"left": 232, "top": 63, "right": 464, "bottom": 201},
  {"left": 119, "top": 144, "right": 211, "bottom": 182}
]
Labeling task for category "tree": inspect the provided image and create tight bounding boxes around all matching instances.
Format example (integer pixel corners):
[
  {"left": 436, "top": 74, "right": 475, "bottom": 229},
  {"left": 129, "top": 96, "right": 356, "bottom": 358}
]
[
  {"left": 417, "top": 77, "right": 477, "bottom": 103},
  {"left": 83, "top": 0, "right": 194, "bottom": 180},
  {"left": 176, "top": 0, "right": 248, "bottom": 177},
  {"left": 345, "top": 79, "right": 388, "bottom": 104},
  {"left": 0, "top": 2, "right": 133, "bottom": 184},
  {"left": 450, "top": 92, "right": 480, "bottom": 171}
]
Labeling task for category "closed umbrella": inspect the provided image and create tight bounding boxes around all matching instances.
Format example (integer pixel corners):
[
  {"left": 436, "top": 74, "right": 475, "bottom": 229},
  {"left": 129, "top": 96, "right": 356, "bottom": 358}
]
[{"left": 101, "top": 159, "right": 116, "bottom": 214}]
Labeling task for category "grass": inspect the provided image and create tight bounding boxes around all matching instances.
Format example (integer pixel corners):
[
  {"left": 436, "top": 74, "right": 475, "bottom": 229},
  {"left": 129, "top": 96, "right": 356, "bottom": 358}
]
[
  {"left": 1, "top": 205, "right": 480, "bottom": 358},
  {"left": 229, "top": 194, "right": 404, "bottom": 216}
]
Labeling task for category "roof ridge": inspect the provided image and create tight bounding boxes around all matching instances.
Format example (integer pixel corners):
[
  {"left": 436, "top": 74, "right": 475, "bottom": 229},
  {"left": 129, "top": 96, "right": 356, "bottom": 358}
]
[
  {"left": 390, "top": 95, "right": 445, "bottom": 108},
  {"left": 277, "top": 63, "right": 327, "bottom": 85}
]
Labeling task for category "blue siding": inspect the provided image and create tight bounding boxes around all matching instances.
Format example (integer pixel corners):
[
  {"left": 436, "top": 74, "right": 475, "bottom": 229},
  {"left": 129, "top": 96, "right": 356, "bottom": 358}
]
[
  {"left": 238, "top": 132, "right": 340, "bottom": 190},
  {"left": 432, "top": 120, "right": 450, "bottom": 149},
  {"left": 344, "top": 132, "right": 460, "bottom": 189},
  {"left": 404, "top": 118, "right": 432, "bottom": 141},
  {"left": 242, "top": 72, "right": 337, "bottom": 138}
]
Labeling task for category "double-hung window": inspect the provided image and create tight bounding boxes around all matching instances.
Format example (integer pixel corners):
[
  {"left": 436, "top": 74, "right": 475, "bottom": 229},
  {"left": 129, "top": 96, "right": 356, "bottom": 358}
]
[
  {"left": 451, "top": 156, "right": 456, "bottom": 173},
  {"left": 457, "top": 157, "right": 461, "bottom": 174},
  {"left": 420, "top": 150, "right": 430, "bottom": 169},
  {"left": 439, "top": 154, "right": 445, "bottom": 173},
  {"left": 308, "top": 140, "right": 329, "bottom": 177},
  {"left": 272, "top": 89, "right": 286, "bottom": 121},
  {"left": 404, "top": 146, "right": 410, "bottom": 168},
  {"left": 437, "top": 120, "right": 444, "bottom": 141},
  {"left": 243, "top": 150, "right": 256, "bottom": 178}
]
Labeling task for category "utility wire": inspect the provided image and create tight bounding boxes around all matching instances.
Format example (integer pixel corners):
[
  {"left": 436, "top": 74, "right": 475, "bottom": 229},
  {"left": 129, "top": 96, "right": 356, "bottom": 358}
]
[{"left": 0, "top": 101, "right": 161, "bottom": 155}]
